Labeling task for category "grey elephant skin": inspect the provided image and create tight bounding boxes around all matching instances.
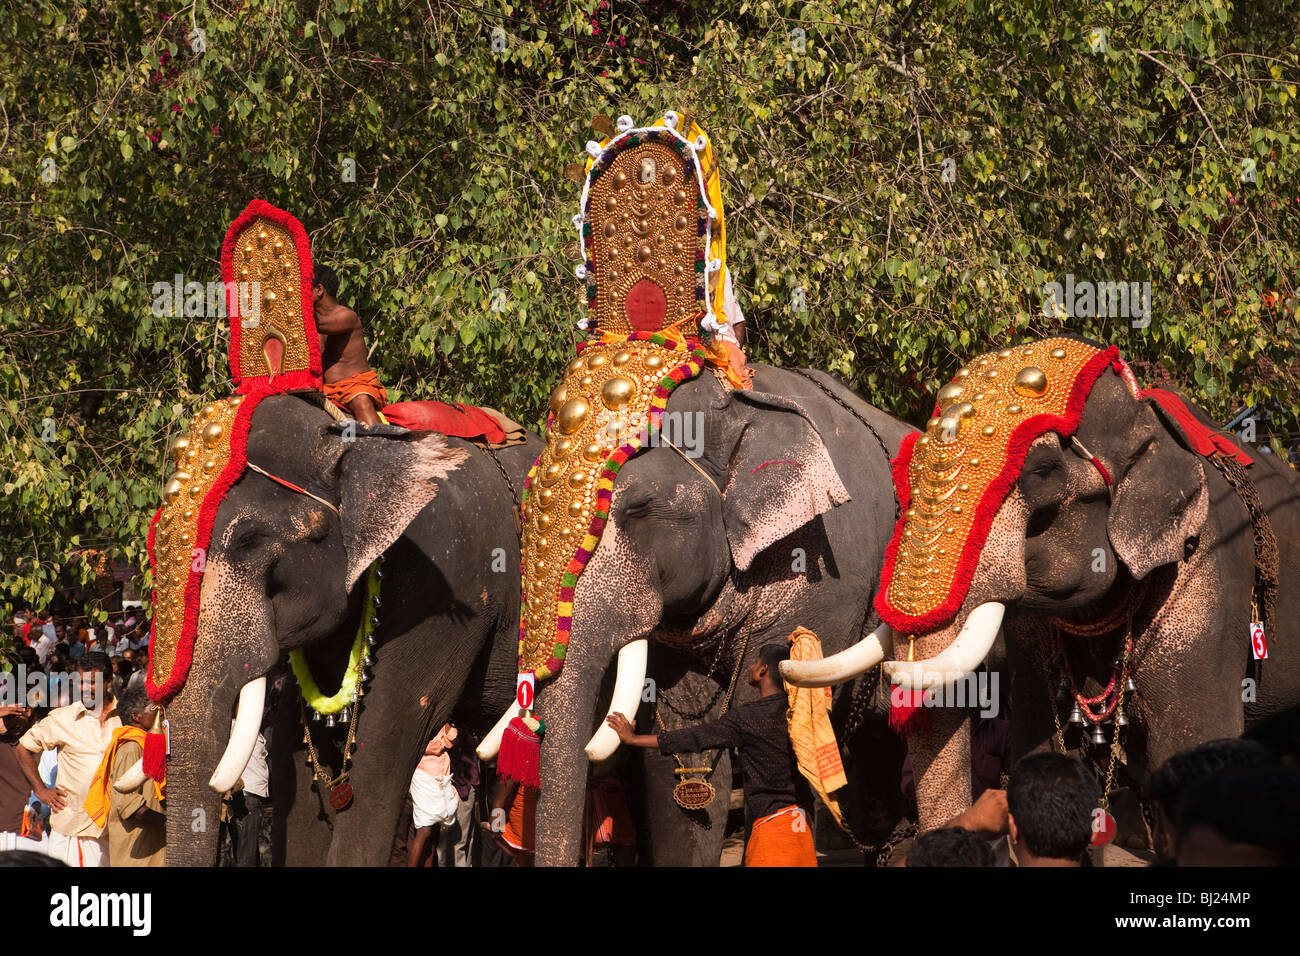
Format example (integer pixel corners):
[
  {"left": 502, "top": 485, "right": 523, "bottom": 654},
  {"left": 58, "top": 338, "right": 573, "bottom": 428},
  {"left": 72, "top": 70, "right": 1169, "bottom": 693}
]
[
  {"left": 531, "top": 364, "right": 913, "bottom": 866},
  {"left": 894, "top": 369, "right": 1300, "bottom": 834},
  {"left": 162, "top": 394, "right": 540, "bottom": 866}
]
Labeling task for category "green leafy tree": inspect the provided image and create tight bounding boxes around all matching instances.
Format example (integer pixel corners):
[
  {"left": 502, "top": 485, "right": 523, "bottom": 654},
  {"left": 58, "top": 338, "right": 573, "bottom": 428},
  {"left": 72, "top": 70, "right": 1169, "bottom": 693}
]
[{"left": 1, "top": 0, "right": 1296, "bottom": 625}]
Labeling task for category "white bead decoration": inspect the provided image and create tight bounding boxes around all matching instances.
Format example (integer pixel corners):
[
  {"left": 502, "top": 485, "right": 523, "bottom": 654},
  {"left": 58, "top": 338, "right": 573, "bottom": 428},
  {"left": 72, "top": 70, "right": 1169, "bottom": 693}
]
[
  {"left": 616, "top": 115, "right": 634, "bottom": 132},
  {"left": 575, "top": 264, "right": 587, "bottom": 279},
  {"left": 585, "top": 140, "right": 603, "bottom": 158},
  {"left": 572, "top": 213, "right": 584, "bottom": 228},
  {"left": 693, "top": 134, "right": 708, "bottom": 153},
  {"left": 663, "top": 111, "right": 679, "bottom": 130}
]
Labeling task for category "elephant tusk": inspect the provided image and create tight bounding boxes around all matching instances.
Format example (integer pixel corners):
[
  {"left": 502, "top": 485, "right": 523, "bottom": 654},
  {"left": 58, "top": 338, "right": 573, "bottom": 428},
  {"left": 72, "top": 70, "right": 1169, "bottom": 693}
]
[
  {"left": 882, "top": 602, "right": 1005, "bottom": 691},
  {"left": 476, "top": 703, "right": 519, "bottom": 761},
  {"left": 584, "top": 639, "right": 649, "bottom": 762},
  {"left": 207, "top": 676, "right": 267, "bottom": 793},
  {"left": 779, "top": 621, "right": 892, "bottom": 687},
  {"left": 113, "top": 758, "right": 148, "bottom": 793}
]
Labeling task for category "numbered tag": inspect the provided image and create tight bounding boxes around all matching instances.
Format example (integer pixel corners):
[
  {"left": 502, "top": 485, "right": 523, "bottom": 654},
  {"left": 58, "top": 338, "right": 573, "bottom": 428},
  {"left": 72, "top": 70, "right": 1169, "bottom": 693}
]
[
  {"left": 163, "top": 719, "right": 171, "bottom": 755},
  {"left": 516, "top": 671, "right": 535, "bottom": 710},
  {"left": 1250, "top": 622, "right": 1267, "bottom": 660}
]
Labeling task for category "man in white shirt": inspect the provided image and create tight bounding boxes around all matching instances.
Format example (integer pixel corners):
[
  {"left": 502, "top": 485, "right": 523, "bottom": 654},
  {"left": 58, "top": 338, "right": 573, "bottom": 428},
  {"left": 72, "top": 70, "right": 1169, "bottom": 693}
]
[
  {"left": 228, "top": 722, "right": 269, "bottom": 867},
  {"left": 33, "top": 629, "right": 55, "bottom": 667},
  {"left": 14, "top": 653, "right": 120, "bottom": 866}
]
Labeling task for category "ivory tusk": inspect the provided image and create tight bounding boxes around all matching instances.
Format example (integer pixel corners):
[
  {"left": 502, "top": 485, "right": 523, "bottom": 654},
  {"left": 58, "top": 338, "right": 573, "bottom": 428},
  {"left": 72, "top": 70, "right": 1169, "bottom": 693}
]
[
  {"left": 584, "top": 639, "right": 649, "bottom": 762},
  {"left": 882, "top": 602, "right": 1005, "bottom": 690},
  {"left": 113, "top": 758, "right": 148, "bottom": 793},
  {"left": 779, "top": 621, "right": 892, "bottom": 687},
  {"left": 207, "top": 677, "right": 266, "bottom": 793},
  {"left": 476, "top": 702, "right": 519, "bottom": 761}
]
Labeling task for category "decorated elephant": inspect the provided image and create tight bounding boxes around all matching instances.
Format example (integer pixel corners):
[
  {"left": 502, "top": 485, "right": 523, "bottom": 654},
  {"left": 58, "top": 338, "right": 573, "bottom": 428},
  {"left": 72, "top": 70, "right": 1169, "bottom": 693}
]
[
  {"left": 145, "top": 202, "right": 540, "bottom": 865},
  {"left": 477, "top": 110, "right": 912, "bottom": 865},
  {"left": 786, "top": 335, "right": 1300, "bottom": 836}
]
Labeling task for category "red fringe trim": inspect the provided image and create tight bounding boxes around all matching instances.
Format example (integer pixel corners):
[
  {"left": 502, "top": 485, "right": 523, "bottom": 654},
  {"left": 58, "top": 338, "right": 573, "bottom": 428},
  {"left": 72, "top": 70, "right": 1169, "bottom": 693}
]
[
  {"left": 142, "top": 732, "right": 167, "bottom": 781},
  {"left": 876, "top": 347, "right": 1123, "bottom": 635},
  {"left": 497, "top": 717, "right": 542, "bottom": 788},
  {"left": 888, "top": 687, "right": 930, "bottom": 735},
  {"left": 146, "top": 389, "right": 267, "bottom": 704}
]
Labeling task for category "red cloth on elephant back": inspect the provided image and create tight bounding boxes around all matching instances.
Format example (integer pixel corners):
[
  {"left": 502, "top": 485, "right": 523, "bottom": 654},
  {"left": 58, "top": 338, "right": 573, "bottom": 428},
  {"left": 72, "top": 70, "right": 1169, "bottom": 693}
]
[
  {"left": 381, "top": 400, "right": 506, "bottom": 444},
  {"left": 1139, "top": 388, "right": 1254, "bottom": 466}
]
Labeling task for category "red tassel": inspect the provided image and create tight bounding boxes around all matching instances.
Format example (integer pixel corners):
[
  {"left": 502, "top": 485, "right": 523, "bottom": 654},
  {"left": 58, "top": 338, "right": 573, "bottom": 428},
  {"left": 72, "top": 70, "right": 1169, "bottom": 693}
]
[
  {"left": 497, "top": 717, "right": 542, "bottom": 788},
  {"left": 888, "top": 687, "right": 930, "bottom": 736},
  {"left": 143, "top": 733, "right": 168, "bottom": 782}
]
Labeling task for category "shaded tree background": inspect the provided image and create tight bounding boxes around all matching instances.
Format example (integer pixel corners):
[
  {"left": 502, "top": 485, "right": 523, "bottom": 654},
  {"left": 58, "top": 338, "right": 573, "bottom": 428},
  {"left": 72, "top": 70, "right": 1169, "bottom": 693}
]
[{"left": 1, "top": 0, "right": 1297, "bottom": 621}]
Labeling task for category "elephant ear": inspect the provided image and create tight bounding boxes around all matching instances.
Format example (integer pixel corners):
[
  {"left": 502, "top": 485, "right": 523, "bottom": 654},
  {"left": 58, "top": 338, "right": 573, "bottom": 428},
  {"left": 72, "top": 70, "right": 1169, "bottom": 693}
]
[
  {"left": 1106, "top": 403, "right": 1209, "bottom": 581},
  {"left": 331, "top": 423, "right": 470, "bottom": 590},
  {"left": 719, "top": 390, "right": 850, "bottom": 571}
]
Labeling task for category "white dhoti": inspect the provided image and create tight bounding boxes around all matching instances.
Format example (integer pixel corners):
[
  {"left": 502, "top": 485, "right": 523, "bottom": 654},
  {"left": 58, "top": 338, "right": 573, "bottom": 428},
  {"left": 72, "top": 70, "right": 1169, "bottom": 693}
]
[
  {"left": 46, "top": 829, "right": 108, "bottom": 866},
  {"left": 409, "top": 769, "right": 458, "bottom": 829}
]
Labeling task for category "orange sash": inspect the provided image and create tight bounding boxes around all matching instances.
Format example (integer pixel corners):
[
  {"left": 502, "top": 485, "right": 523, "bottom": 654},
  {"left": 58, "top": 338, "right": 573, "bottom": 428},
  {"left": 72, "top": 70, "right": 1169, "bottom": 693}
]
[{"left": 83, "top": 726, "right": 164, "bottom": 828}]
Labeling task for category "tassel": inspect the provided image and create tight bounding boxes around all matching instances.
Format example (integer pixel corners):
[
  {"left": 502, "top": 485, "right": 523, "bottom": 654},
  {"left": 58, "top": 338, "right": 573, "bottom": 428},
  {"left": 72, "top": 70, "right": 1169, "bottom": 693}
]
[
  {"left": 142, "top": 709, "right": 167, "bottom": 782},
  {"left": 888, "top": 687, "right": 930, "bottom": 735},
  {"left": 497, "top": 715, "right": 544, "bottom": 788}
]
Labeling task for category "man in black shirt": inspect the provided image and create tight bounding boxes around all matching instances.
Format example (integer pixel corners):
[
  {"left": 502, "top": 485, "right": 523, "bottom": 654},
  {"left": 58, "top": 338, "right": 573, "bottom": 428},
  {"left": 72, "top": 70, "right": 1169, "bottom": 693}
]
[{"left": 605, "top": 643, "right": 816, "bottom": 866}]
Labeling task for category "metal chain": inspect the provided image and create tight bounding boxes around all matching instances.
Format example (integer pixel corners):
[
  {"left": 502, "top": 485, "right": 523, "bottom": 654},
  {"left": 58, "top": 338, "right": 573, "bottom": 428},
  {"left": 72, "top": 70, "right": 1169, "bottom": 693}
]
[
  {"left": 654, "top": 616, "right": 753, "bottom": 778},
  {"left": 475, "top": 443, "right": 522, "bottom": 541},
  {"left": 300, "top": 667, "right": 363, "bottom": 791}
]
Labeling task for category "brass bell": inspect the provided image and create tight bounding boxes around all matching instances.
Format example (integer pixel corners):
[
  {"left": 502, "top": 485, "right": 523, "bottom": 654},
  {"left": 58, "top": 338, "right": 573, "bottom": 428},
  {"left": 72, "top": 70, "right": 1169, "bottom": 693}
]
[
  {"left": 1116, "top": 711, "right": 1129, "bottom": 727},
  {"left": 325, "top": 714, "right": 337, "bottom": 728},
  {"left": 312, "top": 710, "right": 322, "bottom": 723},
  {"left": 1091, "top": 724, "right": 1106, "bottom": 746},
  {"left": 1125, "top": 676, "right": 1137, "bottom": 693},
  {"left": 370, "top": 615, "right": 380, "bottom": 627},
  {"left": 372, "top": 596, "right": 381, "bottom": 608},
  {"left": 1068, "top": 703, "right": 1085, "bottom": 724},
  {"left": 366, "top": 634, "right": 377, "bottom": 647},
  {"left": 339, "top": 706, "right": 351, "bottom": 723}
]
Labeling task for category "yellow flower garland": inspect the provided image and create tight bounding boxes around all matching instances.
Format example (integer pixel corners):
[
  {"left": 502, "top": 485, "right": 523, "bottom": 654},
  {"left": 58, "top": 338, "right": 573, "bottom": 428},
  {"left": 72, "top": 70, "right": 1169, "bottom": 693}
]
[{"left": 291, "top": 560, "right": 380, "bottom": 714}]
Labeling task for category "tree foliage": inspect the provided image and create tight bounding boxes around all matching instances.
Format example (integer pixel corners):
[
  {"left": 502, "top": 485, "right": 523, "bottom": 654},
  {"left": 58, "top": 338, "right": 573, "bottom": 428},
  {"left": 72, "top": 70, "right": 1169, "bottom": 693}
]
[{"left": 1, "top": 0, "right": 1296, "bottom": 618}]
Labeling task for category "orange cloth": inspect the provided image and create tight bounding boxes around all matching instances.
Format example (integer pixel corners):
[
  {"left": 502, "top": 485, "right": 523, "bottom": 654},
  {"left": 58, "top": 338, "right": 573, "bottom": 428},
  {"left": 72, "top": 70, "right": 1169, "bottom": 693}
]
[
  {"left": 322, "top": 369, "right": 388, "bottom": 411},
  {"left": 743, "top": 805, "right": 817, "bottom": 867},
  {"left": 595, "top": 325, "right": 749, "bottom": 390},
  {"left": 503, "top": 784, "right": 537, "bottom": 853},
  {"left": 83, "top": 726, "right": 163, "bottom": 828},
  {"left": 786, "top": 627, "right": 848, "bottom": 829}
]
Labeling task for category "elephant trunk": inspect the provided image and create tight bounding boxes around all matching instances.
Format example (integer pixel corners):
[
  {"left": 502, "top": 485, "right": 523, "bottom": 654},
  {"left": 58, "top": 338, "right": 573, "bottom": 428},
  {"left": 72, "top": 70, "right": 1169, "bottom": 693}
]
[
  {"left": 162, "top": 673, "right": 238, "bottom": 866},
  {"left": 532, "top": 650, "right": 613, "bottom": 866}
]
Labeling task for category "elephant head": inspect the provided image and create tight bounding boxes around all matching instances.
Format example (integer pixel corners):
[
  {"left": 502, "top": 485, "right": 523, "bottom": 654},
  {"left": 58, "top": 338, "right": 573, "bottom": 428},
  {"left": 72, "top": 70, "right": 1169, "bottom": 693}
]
[
  {"left": 787, "top": 338, "right": 1215, "bottom": 829},
  {"left": 490, "top": 370, "right": 848, "bottom": 865},
  {"left": 155, "top": 394, "right": 466, "bottom": 865}
]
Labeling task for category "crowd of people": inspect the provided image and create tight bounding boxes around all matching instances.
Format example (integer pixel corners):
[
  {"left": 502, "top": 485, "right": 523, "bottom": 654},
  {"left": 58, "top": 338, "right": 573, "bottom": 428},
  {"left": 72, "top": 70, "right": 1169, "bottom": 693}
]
[{"left": 902, "top": 706, "right": 1300, "bottom": 867}]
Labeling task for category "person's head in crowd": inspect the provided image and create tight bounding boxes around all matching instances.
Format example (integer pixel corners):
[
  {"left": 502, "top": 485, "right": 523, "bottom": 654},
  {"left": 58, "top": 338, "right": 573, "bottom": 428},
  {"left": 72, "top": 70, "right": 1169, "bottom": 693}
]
[
  {"left": 77, "top": 651, "right": 115, "bottom": 711},
  {"left": 752, "top": 642, "right": 790, "bottom": 690},
  {"left": 121, "top": 648, "right": 134, "bottom": 662},
  {"left": 114, "top": 658, "right": 135, "bottom": 685},
  {"left": 1244, "top": 705, "right": 1300, "bottom": 769},
  {"left": 17, "top": 646, "right": 37, "bottom": 670},
  {"left": 37, "top": 610, "right": 50, "bottom": 623},
  {"left": 907, "top": 826, "right": 994, "bottom": 867},
  {"left": 115, "top": 682, "right": 155, "bottom": 732},
  {"left": 1177, "top": 763, "right": 1300, "bottom": 866},
  {"left": 1146, "top": 737, "right": 1275, "bottom": 860},
  {"left": 1006, "top": 752, "right": 1098, "bottom": 867}
]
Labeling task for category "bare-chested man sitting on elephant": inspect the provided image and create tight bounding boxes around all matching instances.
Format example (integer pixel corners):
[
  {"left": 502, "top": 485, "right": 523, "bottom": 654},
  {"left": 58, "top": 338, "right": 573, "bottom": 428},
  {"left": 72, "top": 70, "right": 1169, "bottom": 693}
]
[{"left": 314, "top": 263, "right": 383, "bottom": 425}]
